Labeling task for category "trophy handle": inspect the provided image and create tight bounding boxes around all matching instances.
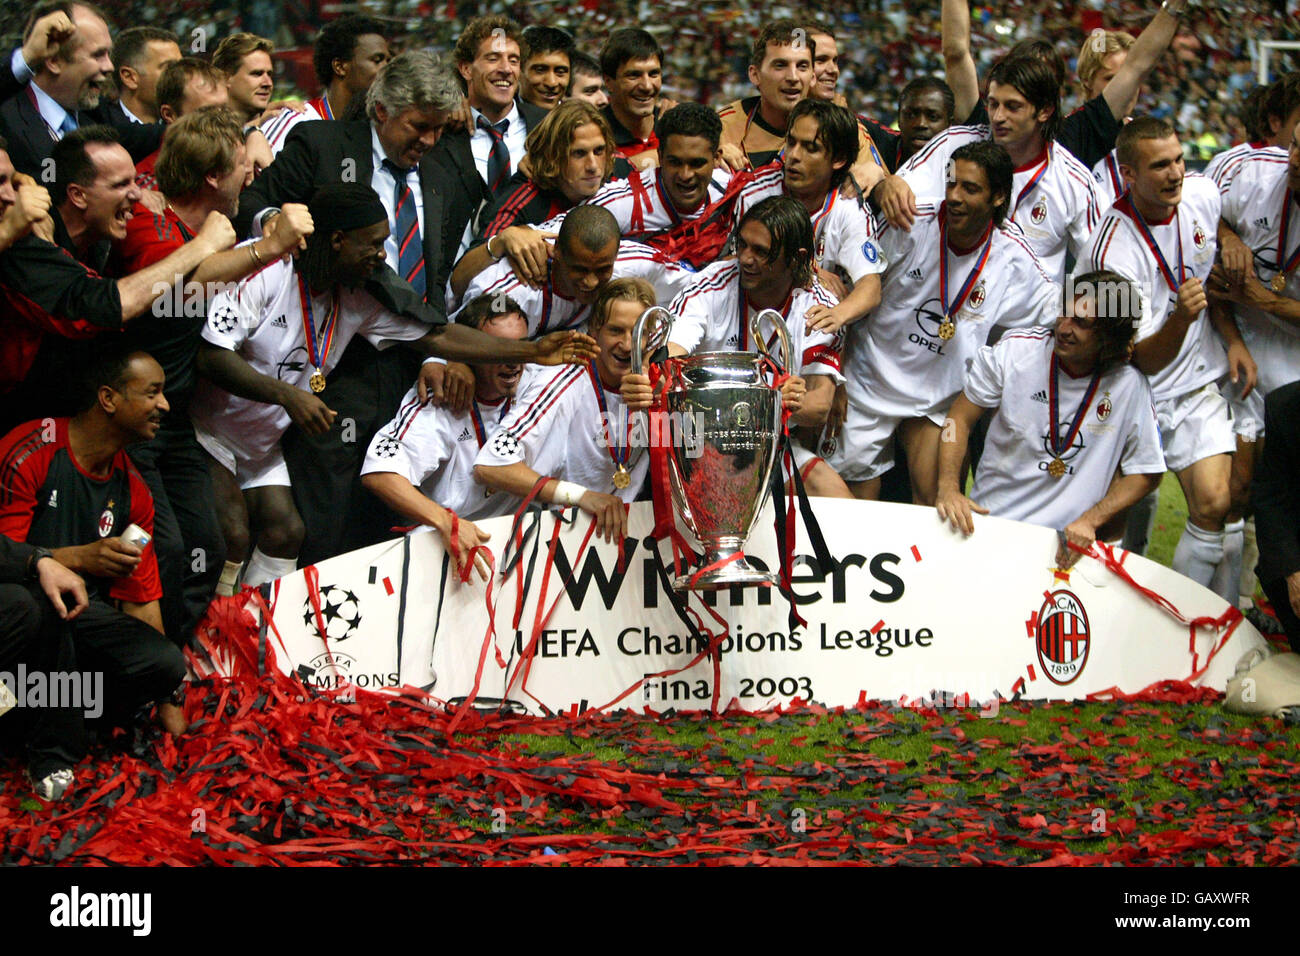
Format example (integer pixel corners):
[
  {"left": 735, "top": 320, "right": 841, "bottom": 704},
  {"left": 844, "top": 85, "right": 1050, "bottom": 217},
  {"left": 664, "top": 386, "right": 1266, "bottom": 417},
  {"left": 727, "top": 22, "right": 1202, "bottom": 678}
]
[
  {"left": 631, "top": 306, "right": 675, "bottom": 376},
  {"left": 751, "top": 308, "right": 795, "bottom": 375}
]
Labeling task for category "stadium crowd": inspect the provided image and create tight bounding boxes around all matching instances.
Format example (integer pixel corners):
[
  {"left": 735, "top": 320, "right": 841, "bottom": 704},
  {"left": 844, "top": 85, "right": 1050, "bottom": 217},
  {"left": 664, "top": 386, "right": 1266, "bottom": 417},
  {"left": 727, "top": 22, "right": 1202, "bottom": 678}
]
[{"left": 1, "top": 0, "right": 1299, "bottom": 804}]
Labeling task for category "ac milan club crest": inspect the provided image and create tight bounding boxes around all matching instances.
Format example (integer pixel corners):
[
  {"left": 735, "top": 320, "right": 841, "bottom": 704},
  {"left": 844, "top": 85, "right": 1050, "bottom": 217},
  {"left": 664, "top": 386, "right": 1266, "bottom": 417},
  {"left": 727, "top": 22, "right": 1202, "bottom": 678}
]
[
  {"left": 1030, "top": 197, "right": 1047, "bottom": 224},
  {"left": 98, "top": 506, "right": 115, "bottom": 537},
  {"left": 816, "top": 236, "right": 826, "bottom": 263},
  {"left": 1097, "top": 394, "right": 1112, "bottom": 421},
  {"left": 1192, "top": 221, "right": 1207, "bottom": 250},
  {"left": 1035, "top": 589, "right": 1091, "bottom": 685},
  {"left": 969, "top": 280, "right": 986, "bottom": 310}
]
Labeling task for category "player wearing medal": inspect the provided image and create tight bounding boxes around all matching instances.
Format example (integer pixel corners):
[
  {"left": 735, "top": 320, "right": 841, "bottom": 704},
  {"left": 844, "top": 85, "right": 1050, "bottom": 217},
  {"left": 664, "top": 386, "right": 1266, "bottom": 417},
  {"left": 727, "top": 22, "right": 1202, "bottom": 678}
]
[
  {"left": 260, "top": 15, "right": 391, "bottom": 156},
  {"left": 192, "top": 183, "right": 595, "bottom": 588},
  {"left": 1209, "top": 116, "right": 1300, "bottom": 616},
  {"left": 454, "top": 205, "right": 690, "bottom": 334},
  {"left": 474, "top": 278, "right": 660, "bottom": 546},
  {"left": 620, "top": 195, "right": 849, "bottom": 496},
  {"left": 732, "top": 98, "right": 885, "bottom": 333},
  {"left": 488, "top": 103, "right": 733, "bottom": 291},
  {"left": 936, "top": 271, "right": 1165, "bottom": 567},
  {"left": 361, "top": 294, "right": 529, "bottom": 581},
  {"left": 1080, "top": 118, "right": 1255, "bottom": 604},
  {"left": 828, "top": 140, "right": 1059, "bottom": 505},
  {"left": 874, "top": 55, "right": 1099, "bottom": 282}
]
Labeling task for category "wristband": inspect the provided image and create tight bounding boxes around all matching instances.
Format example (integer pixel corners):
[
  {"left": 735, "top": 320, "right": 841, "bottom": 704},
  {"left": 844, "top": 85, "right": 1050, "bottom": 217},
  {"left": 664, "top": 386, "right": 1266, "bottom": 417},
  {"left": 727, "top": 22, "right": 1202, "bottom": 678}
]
[
  {"left": 26, "top": 547, "right": 53, "bottom": 582},
  {"left": 550, "top": 480, "right": 587, "bottom": 507},
  {"left": 486, "top": 234, "right": 505, "bottom": 260}
]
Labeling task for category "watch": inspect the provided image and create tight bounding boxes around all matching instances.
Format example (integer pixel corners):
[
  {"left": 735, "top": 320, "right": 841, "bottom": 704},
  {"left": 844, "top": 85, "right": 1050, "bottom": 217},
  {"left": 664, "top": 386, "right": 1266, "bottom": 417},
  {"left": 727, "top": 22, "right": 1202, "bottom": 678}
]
[{"left": 26, "top": 547, "right": 54, "bottom": 581}]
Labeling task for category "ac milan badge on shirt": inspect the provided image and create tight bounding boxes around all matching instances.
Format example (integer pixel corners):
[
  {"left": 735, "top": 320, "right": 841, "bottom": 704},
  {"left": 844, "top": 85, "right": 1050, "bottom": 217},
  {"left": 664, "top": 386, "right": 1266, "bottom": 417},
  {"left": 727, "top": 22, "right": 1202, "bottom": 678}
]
[
  {"left": 1097, "top": 394, "right": 1112, "bottom": 421},
  {"left": 1192, "top": 221, "right": 1207, "bottom": 249},
  {"left": 1030, "top": 197, "right": 1047, "bottom": 225},
  {"left": 969, "top": 281, "right": 986, "bottom": 310},
  {"left": 98, "top": 508, "right": 115, "bottom": 537}
]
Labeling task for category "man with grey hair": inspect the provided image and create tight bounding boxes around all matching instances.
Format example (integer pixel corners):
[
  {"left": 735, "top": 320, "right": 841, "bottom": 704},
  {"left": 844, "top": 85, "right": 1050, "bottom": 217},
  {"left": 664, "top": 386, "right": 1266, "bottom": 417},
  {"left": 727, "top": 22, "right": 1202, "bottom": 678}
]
[{"left": 232, "top": 50, "right": 478, "bottom": 566}]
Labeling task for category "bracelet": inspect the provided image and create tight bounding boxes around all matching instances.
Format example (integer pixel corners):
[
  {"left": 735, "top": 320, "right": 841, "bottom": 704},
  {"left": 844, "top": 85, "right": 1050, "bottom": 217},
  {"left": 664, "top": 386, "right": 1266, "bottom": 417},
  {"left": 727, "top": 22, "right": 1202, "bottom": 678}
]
[
  {"left": 486, "top": 234, "right": 504, "bottom": 260},
  {"left": 248, "top": 242, "right": 264, "bottom": 266},
  {"left": 1160, "top": 0, "right": 1185, "bottom": 16},
  {"left": 550, "top": 480, "right": 587, "bottom": 507}
]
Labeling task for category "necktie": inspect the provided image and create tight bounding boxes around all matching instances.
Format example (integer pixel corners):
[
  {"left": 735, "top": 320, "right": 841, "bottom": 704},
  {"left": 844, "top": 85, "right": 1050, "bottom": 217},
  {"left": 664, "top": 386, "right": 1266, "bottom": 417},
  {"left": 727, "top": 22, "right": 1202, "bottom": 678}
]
[
  {"left": 59, "top": 112, "right": 77, "bottom": 138},
  {"left": 382, "top": 159, "right": 426, "bottom": 299},
  {"left": 476, "top": 115, "right": 511, "bottom": 195}
]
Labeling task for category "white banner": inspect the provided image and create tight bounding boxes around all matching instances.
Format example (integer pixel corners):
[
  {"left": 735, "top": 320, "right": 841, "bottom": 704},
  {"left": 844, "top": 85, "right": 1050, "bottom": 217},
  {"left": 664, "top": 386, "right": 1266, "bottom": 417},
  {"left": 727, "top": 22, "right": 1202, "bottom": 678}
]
[{"left": 252, "top": 499, "right": 1264, "bottom": 713}]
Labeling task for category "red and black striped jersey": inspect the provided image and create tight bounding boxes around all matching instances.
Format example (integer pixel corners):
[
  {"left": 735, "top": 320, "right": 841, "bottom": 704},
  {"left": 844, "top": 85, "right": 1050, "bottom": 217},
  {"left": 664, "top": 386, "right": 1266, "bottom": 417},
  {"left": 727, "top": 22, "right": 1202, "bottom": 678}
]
[{"left": 0, "top": 418, "right": 161, "bottom": 604}]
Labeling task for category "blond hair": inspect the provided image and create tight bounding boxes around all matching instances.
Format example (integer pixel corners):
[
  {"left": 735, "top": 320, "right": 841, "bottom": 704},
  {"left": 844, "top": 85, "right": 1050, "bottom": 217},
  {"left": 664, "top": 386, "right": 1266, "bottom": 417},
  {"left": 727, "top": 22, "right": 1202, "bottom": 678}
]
[
  {"left": 155, "top": 106, "right": 244, "bottom": 197},
  {"left": 525, "top": 100, "right": 616, "bottom": 191}
]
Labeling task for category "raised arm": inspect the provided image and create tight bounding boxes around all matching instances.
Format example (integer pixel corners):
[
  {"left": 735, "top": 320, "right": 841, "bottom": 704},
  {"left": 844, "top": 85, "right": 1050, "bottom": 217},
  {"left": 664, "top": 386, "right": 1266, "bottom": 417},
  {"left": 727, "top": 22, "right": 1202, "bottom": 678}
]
[
  {"left": 1101, "top": 0, "right": 1184, "bottom": 121},
  {"left": 942, "top": 0, "right": 980, "bottom": 126}
]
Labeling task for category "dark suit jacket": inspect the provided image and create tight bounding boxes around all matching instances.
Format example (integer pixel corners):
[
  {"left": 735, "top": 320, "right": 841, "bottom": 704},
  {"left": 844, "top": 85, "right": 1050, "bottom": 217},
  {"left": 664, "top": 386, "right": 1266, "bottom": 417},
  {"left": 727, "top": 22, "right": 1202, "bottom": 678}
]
[
  {"left": 1255, "top": 381, "right": 1300, "bottom": 585},
  {"left": 429, "top": 99, "right": 549, "bottom": 236},
  {"left": 235, "top": 118, "right": 451, "bottom": 322},
  {"left": 0, "top": 48, "right": 21, "bottom": 105},
  {"left": 0, "top": 82, "right": 163, "bottom": 178}
]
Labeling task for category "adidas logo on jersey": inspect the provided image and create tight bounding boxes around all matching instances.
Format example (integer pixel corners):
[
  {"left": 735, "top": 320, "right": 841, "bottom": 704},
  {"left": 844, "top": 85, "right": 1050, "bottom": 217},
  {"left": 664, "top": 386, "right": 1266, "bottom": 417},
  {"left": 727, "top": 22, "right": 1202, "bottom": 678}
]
[
  {"left": 457, "top": 427, "right": 473, "bottom": 442},
  {"left": 1031, "top": 390, "right": 1049, "bottom": 404},
  {"left": 272, "top": 315, "right": 288, "bottom": 329},
  {"left": 1254, "top": 217, "right": 1270, "bottom": 229},
  {"left": 908, "top": 268, "right": 924, "bottom": 281},
  {"left": 47, "top": 489, "right": 58, "bottom": 508}
]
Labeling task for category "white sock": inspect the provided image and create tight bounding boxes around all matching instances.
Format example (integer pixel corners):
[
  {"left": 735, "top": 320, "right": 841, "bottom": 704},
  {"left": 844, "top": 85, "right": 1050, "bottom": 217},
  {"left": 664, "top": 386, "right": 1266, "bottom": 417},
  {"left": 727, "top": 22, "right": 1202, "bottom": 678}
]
[
  {"left": 1172, "top": 520, "right": 1224, "bottom": 590},
  {"left": 1122, "top": 488, "right": 1160, "bottom": 555},
  {"left": 1210, "top": 519, "right": 1244, "bottom": 606},
  {"left": 216, "top": 560, "right": 243, "bottom": 597},
  {"left": 243, "top": 548, "right": 298, "bottom": 587},
  {"left": 1239, "top": 517, "right": 1259, "bottom": 608}
]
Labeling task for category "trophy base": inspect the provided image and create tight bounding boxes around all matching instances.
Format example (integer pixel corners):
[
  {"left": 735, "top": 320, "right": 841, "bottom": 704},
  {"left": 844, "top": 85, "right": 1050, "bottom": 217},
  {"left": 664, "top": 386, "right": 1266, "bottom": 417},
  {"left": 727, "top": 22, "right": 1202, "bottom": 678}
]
[{"left": 673, "top": 553, "right": 777, "bottom": 591}]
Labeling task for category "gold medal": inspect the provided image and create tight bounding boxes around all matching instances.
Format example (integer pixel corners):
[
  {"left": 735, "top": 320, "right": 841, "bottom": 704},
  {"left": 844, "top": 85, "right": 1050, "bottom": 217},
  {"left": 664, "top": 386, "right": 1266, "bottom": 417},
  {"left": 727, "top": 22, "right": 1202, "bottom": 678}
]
[
  {"left": 938, "top": 319, "right": 956, "bottom": 340},
  {"left": 612, "top": 465, "right": 631, "bottom": 490},
  {"left": 309, "top": 370, "right": 326, "bottom": 393},
  {"left": 1272, "top": 273, "right": 1288, "bottom": 293},
  {"left": 1047, "top": 457, "right": 1066, "bottom": 479}
]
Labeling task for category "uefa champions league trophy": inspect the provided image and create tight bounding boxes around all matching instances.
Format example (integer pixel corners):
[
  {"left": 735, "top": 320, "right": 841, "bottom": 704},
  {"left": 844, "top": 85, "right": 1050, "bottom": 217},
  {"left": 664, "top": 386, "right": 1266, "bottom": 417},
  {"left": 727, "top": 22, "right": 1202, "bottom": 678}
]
[{"left": 631, "top": 306, "right": 793, "bottom": 590}]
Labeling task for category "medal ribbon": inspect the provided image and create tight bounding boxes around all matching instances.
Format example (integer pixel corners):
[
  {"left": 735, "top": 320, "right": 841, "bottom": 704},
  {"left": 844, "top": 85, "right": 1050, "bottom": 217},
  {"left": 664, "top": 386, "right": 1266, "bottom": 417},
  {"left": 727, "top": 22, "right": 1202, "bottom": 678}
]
[
  {"left": 1275, "top": 188, "right": 1300, "bottom": 286},
  {"left": 469, "top": 398, "right": 512, "bottom": 448},
  {"left": 1117, "top": 193, "right": 1184, "bottom": 294},
  {"left": 585, "top": 360, "right": 630, "bottom": 476},
  {"left": 1103, "top": 153, "right": 1123, "bottom": 199},
  {"left": 809, "top": 188, "right": 836, "bottom": 248},
  {"left": 1048, "top": 351, "right": 1103, "bottom": 460},
  {"left": 1010, "top": 148, "right": 1051, "bottom": 221},
  {"left": 297, "top": 274, "right": 339, "bottom": 374},
  {"left": 938, "top": 205, "right": 994, "bottom": 320}
]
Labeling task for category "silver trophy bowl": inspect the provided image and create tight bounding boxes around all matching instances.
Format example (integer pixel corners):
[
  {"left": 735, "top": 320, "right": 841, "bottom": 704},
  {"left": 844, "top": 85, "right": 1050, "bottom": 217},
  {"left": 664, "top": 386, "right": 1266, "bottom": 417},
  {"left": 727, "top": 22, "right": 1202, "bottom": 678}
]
[{"left": 632, "top": 306, "right": 793, "bottom": 590}]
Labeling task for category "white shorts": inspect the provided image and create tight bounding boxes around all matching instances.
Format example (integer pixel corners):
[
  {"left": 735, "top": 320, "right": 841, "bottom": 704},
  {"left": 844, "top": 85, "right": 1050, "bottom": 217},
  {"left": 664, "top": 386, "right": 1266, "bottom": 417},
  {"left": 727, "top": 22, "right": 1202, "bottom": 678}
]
[
  {"left": 1155, "top": 382, "right": 1237, "bottom": 473},
  {"left": 194, "top": 426, "right": 292, "bottom": 491},
  {"left": 825, "top": 388, "right": 949, "bottom": 483},
  {"left": 1236, "top": 319, "right": 1300, "bottom": 437}
]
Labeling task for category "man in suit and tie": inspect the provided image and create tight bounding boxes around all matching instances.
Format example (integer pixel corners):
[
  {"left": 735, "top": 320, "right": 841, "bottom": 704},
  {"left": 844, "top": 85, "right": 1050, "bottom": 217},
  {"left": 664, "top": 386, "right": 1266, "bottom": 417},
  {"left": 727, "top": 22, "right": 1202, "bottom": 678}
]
[
  {"left": 106, "top": 27, "right": 181, "bottom": 126},
  {"left": 234, "top": 50, "right": 473, "bottom": 565},
  {"left": 0, "top": 2, "right": 163, "bottom": 178},
  {"left": 0, "top": 9, "right": 76, "bottom": 105},
  {"left": 434, "top": 15, "right": 549, "bottom": 255}
]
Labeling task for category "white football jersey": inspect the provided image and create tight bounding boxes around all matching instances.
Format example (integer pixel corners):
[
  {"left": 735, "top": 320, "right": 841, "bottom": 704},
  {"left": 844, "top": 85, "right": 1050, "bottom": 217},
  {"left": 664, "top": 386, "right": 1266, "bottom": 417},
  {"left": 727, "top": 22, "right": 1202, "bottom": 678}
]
[
  {"left": 964, "top": 328, "right": 1165, "bottom": 529},
  {"left": 1079, "top": 174, "right": 1225, "bottom": 402},
  {"left": 361, "top": 387, "right": 518, "bottom": 521},
  {"left": 844, "top": 200, "right": 1059, "bottom": 419},
  {"left": 1091, "top": 150, "right": 1124, "bottom": 212},
  {"left": 1218, "top": 148, "right": 1300, "bottom": 339},
  {"left": 454, "top": 239, "right": 693, "bottom": 331},
  {"left": 732, "top": 161, "right": 886, "bottom": 285},
  {"left": 899, "top": 128, "right": 1099, "bottom": 280},
  {"left": 474, "top": 362, "right": 649, "bottom": 503},
  {"left": 533, "top": 165, "right": 731, "bottom": 239},
  {"left": 193, "top": 257, "right": 430, "bottom": 462},
  {"left": 259, "top": 102, "right": 325, "bottom": 157},
  {"left": 667, "top": 260, "right": 845, "bottom": 381},
  {"left": 1204, "top": 141, "right": 1279, "bottom": 192}
]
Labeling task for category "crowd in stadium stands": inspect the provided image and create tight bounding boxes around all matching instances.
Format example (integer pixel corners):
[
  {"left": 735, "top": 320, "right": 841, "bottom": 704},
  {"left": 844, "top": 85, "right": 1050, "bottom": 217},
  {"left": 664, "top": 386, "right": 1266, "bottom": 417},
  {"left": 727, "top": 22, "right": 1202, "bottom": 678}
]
[{"left": 1, "top": 0, "right": 1300, "bottom": 806}]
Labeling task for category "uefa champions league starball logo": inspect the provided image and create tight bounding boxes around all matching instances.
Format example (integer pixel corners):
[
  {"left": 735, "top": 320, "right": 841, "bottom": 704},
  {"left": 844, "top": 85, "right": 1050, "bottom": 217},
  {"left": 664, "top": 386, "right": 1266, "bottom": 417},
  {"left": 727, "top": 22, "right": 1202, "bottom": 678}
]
[{"left": 303, "top": 585, "right": 363, "bottom": 642}]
